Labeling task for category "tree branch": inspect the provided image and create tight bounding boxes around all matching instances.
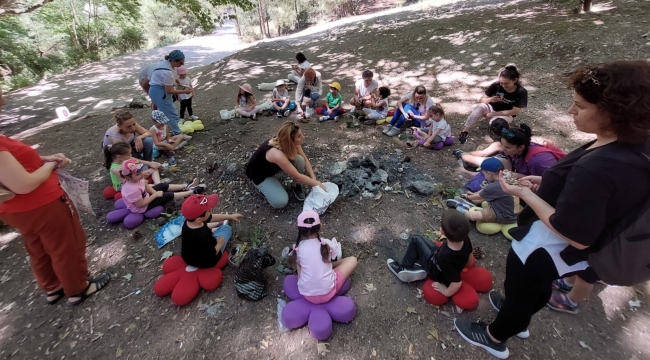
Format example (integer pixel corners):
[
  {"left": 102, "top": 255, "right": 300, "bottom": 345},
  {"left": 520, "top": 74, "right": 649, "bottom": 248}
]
[{"left": 0, "top": 0, "right": 56, "bottom": 16}]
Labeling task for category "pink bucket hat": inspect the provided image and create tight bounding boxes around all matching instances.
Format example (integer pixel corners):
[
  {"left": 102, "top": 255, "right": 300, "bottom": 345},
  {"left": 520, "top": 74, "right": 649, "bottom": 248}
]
[
  {"left": 176, "top": 65, "right": 188, "bottom": 75},
  {"left": 238, "top": 83, "right": 253, "bottom": 94}
]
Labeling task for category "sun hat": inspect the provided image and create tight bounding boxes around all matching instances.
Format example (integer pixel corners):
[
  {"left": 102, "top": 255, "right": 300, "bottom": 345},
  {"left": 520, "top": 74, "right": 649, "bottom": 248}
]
[
  {"left": 328, "top": 82, "right": 341, "bottom": 91},
  {"left": 297, "top": 210, "right": 321, "bottom": 228},
  {"left": 176, "top": 65, "right": 188, "bottom": 75},
  {"left": 239, "top": 83, "right": 253, "bottom": 94},
  {"left": 275, "top": 80, "right": 286, "bottom": 87},
  {"left": 181, "top": 194, "right": 219, "bottom": 220},
  {"left": 151, "top": 110, "right": 169, "bottom": 124}
]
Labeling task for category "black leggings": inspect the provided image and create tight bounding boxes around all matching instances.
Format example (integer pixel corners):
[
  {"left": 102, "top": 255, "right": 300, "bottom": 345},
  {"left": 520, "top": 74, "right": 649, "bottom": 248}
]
[
  {"left": 180, "top": 98, "right": 193, "bottom": 118},
  {"left": 147, "top": 183, "right": 175, "bottom": 210},
  {"left": 489, "top": 248, "right": 560, "bottom": 341}
]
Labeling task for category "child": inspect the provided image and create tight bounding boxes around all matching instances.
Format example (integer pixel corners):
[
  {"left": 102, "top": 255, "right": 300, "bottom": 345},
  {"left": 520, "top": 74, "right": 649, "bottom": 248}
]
[
  {"left": 319, "top": 82, "right": 343, "bottom": 122},
  {"left": 359, "top": 86, "right": 390, "bottom": 125},
  {"left": 103, "top": 141, "right": 163, "bottom": 191},
  {"left": 272, "top": 80, "right": 292, "bottom": 118},
  {"left": 180, "top": 194, "right": 244, "bottom": 268},
  {"left": 386, "top": 210, "right": 473, "bottom": 300},
  {"left": 120, "top": 159, "right": 205, "bottom": 214},
  {"left": 176, "top": 66, "right": 198, "bottom": 120},
  {"left": 235, "top": 83, "right": 263, "bottom": 120},
  {"left": 409, "top": 105, "right": 451, "bottom": 148},
  {"left": 446, "top": 157, "right": 516, "bottom": 224},
  {"left": 289, "top": 210, "right": 358, "bottom": 304},
  {"left": 148, "top": 110, "right": 186, "bottom": 166}
]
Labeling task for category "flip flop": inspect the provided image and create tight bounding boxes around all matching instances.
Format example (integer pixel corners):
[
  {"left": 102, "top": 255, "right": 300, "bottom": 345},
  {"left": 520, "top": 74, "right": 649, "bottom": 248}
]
[
  {"left": 68, "top": 273, "right": 110, "bottom": 306},
  {"left": 46, "top": 288, "right": 65, "bottom": 305}
]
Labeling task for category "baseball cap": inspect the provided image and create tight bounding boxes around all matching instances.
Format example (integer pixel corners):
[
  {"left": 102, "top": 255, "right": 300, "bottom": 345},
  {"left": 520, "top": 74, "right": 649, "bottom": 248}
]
[
  {"left": 151, "top": 110, "right": 169, "bottom": 124},
  {"left": 181, "top": 194, "right": 219, "bottom": 220},
  {"left": 275, "top": 80, "right": 286, "bottom": 87},
  {"left": 297, "top": 209, "right": 321, "bottom": 228},
  {"left": 478, "top": 157, "right": 505, "bottom": 172},
  {"left": 121, "top": 159, "right": 145, "bottom": 176},
  {"left": 328, "top": 82, "right": 341, "bottom": 91}
]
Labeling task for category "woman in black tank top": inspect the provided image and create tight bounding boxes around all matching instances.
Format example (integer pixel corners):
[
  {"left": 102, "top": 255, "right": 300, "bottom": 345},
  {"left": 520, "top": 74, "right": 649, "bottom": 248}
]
[{"left": 246, "top": 122, "right": 326, "bottom": 209}]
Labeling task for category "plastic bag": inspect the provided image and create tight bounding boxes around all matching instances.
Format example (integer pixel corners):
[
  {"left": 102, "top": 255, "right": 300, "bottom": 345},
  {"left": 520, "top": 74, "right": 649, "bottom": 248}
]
[
  {"left": 57, "top": 170, "right": 95, "bottom": 215},
  {"left": 277, "top": 298, "right": 289, "bottom": 332},
  {"left": 155, "top": 215, "right": 185, "bottom": 248},
  {"left": 305, "top": 107, "right": 314, "bottom": 118},
  {"left": 220, "top": 109, "right": 235, "bottom": 120},
  {"left": 321, "top": 237, "right": 342, "bottom": 261},
  {"left": 260, "top": 101, "right": 274, "bottom": 110},
  {"left": 303, "top": 182, "right": 339, "bottom": 215}
]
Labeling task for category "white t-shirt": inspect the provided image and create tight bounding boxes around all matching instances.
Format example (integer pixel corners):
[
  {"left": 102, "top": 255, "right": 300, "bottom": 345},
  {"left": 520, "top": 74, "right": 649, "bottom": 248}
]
[
  {"left": 177, "top": 77, "right": 192, "bottom": 100},
  {"left": 272, "top": 88, "right": 289, "bottom": 100},
  {"left": 296, "top": 238, "right": 335, "bottom": 296},
  {"left": 297, "top": 60, "right": 311, "bottom": 72},
  {"left": 150, "top": 125, "right": 166, "bottom": 142},
  {"left": 405, "top": 92, "right": 435, "bottom": 115},
  {"left": 149, "top": 60, "right": 175, "bottom": 87},
  {"left": 375, "top": 97, "right": 389, "bottom": 117},
  {"left": 431, "top": 118, "right": 452, "bottom": 138},
  {"left": 138, "top": 64, "right": 157, "bottom": 82},
  {"left": 355, "top": 79, "right": 378, "bottom": 98}
]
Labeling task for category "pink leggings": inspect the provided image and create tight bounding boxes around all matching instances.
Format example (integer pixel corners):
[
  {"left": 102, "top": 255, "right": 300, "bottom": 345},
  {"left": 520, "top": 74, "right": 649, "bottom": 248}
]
[{"left": 463, "top": 103, "right": 513, "bottom": 130}]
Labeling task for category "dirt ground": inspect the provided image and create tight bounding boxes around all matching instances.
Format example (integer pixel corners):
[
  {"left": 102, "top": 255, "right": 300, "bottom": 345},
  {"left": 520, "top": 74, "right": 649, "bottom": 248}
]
[{"left": 1, "top": 0, "right": 650, "bottom": 359}]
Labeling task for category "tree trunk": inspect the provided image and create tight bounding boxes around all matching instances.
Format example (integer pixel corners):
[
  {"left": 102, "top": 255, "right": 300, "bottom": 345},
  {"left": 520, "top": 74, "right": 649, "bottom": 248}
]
[
  {"left": 234, "top": 7, "right": 241, "bottom": 38},
  {"left": 583, "top": 0, "right": 592, "bottom": 12},
  {"left": 277, "top": 24, "right": 281, "bottom": 37},
  {"left": 265, "top": 15, "right": 270, "bottom": 38},
  {"left": 86, "top": 0, "right": 91, "bottom": 51},
  {"left": 69, "top": 0, "right": 80, "bottom": 46},
  {"left": 257, "top": 0, "right": 266, "bottom": 38},
  {"left": 294, "top": 0, "right": 299, "bottom": 28}
]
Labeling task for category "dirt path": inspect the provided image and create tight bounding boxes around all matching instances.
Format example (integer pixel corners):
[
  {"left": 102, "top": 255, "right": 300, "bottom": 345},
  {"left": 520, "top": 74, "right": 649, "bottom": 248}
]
[{"left": 1, "top": 1, "right": 650, "bottom": 360}]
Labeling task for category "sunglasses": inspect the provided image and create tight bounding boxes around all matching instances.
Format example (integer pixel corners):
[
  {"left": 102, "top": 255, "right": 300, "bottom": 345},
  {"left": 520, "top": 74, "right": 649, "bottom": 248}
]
[
  {"left": 501, "top": 128, "right": 515, "bottom": 139},
  {"left": 581, "top": 70, "right": 601, "bottom": 86}
]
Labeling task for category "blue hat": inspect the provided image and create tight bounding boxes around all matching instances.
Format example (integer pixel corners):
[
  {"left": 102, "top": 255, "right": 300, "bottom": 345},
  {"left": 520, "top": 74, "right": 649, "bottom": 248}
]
[
  {"left": 167, "top": 50, "right": 185, "bottom": 61},
  {"left": 478, "top": 157, "right": 505, "bottom": 172},
  {"left": 151, "top": 110, "right": 169, "bottom": 124}
]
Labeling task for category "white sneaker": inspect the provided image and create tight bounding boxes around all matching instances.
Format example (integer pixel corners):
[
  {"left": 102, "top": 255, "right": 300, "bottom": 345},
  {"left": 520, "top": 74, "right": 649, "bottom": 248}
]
[
  {"left": 283, "top": 109, "right": 291, "bottom": 117},
  {"left": 383, "top": 125, "right": 393, "bottom": 134},
  {"left": 333, "top": 116, "right": 339, "bottom": 122},
  {"left": 189, "top": 115, "right": 199, "bottom": 120},
  {"left": 252, "top": 113, "right": 256, "bottom": 120},
  {"left": 319, "top": 116, "right": 328, "bottom": 122},
  {"left": 387, "top": 127, "right": 401, "bottom": 137}
]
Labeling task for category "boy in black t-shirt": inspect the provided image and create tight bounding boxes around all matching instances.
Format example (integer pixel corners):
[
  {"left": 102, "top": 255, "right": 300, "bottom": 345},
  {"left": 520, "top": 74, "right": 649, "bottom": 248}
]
[
  {"left": 387, "top": 210, "right": 474, "bottom": 298},
  {"left": 180, "top": 194, "right": 244, "bottom": 268}
]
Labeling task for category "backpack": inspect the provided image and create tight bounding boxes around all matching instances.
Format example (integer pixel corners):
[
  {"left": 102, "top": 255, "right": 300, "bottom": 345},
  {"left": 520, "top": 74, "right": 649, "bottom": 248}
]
[
  {"left": 234, "top": 248, "right": 277, "bottom": 301},
  {"left": 587, "top": 152, "right": 650, "bottom": 286},
  {"left": 525, "top": 141, "right": 567, "bottom": 162}
]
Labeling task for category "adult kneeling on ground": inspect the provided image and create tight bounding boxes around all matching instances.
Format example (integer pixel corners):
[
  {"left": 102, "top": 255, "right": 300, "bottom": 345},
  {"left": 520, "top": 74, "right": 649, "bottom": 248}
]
[
  {"left": 350, "top": 70, "right": 378, "bottom": 108},
  {"left": 295, "top": 68, "right": 322, "bottom": 120},
  {"left": 454, "top": 60, "right": 650, "bottom": 359},
  {"left": 245, "top": 121, "right": 326, "bottom": 209},
  {"left": 148, "top": 50, "right": 193, "bottom": 136}
]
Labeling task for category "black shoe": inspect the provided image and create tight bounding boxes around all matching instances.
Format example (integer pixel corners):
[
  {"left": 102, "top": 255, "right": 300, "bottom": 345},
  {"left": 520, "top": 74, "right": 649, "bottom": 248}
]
[
  {"left": 459, "top": 131, "right": 469, "bottom": 144},
  {"left": 292, "top": 184, "right": 306, "bottom": 201},
  {"left": 191, "top": 184, "right": 207, "bottom": 194},
  {"left": 488, "top": 291, "right": 530, "bottom": 339},
  {"left": 452, "top": 149, "right": 464, "bottom": 160},
  {"left": 387, "top": 259, "right": 427, "bottom": 283},
  {"left": 454, "top": 318, "right": 509, "bottom": 359},
  {"left": 184, "top": 178, "right": 199, "bottom": 191}
]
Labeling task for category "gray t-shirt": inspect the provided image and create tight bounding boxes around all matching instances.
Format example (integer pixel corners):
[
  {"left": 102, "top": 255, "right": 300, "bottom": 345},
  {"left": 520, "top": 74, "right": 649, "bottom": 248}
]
[{"left": 479, "top": 181, "right": 516, "bottom": 223}]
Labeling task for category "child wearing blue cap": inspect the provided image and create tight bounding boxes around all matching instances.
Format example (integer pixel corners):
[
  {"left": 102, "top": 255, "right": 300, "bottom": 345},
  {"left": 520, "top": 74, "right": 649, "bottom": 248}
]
[
  {"left": 148, "top": 110, "right": 187, "bottom": 165},
  {"left": 447, "top": 157, "right": 516, "bottom": 224}
]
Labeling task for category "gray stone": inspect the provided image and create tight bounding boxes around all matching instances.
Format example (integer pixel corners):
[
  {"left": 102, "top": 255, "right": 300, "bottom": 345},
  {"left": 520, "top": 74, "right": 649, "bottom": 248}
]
[
  {"left": 347, "top": 156, "right": 362, "bottom": 168},
  {"left": 329, "top": 161, "right": 348, "bottom": 176},
  {"left": 341, "top": 183, "right": 361, "bottom": 198},
  {"left": 361, "top": 191, "right": 375, "bottom": 199},
  {"left": 371, "top": 169, "right": 388, "bottom": 184},
  {"left": 128, "top": 96, "right": 150, "bottom": 109},
  {"left": 364, "top": 181, "right": 378, "bottom": 192},
  {"left": 329, "top": 175, "right": 345, "bottom": 186},
  {"left": 362, "top": 155, "right": 380, "bottom": 170},
  {"left": 226, "top": 163, "right": 239, "bottom": 173},
  {"left": 155, "top": 217, "right": 168, "bottom": 226},
  {"left": 346, "top": 168, "right": 369, "bottom": 182},
  {"left": 407, "top": 181, "right": 435, "bottom": 196}
]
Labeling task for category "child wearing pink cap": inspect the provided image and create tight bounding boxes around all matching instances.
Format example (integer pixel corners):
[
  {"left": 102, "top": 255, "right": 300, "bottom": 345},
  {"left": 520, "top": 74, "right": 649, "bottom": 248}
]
[
  {"left": 175, "top": 65, "right": 198, "bottom": 120},
  {"left": 288, "top": 210, "right": 358, "bottom": 304},
  {"left": 119, "top": 159, "right": 205, "bottom": 213}
]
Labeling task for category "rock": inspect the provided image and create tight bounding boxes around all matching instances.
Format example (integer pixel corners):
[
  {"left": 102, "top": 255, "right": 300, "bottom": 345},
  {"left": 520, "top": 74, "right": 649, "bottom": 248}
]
[
  {"left": 341, "top": 183, "right": 361, "bottom": 198},
  {"left": 384, "top": 186, "right": 394, "bottom": 191},
  {"left": 407, "top": 181, "right": 435, "bottom": 196},
  {"left": 347, "top": 156, "right": 362, "bottom": 168},
  {"left": 362, "top": 155, "right": 380, "bottom": 170},
  {"left": 361, "top": 191, "right": 374, "bottom": 199},
  {"left": 155, "top": 217, "right": 168, "bottom": 226},
  {"left": 364, "top": 181, "right": 378, "bottom": 192},
  {"left": 129, "top": 96, "right": 150, "bottom": 108},
  {"left": 347, "top": 168, "right": 369, "bottom": 182},
  {"left": 329, "top": 162, "right": 348, "bottom": 176},
  {"left": 403, "top": 156, "right": 411, "bottom": 163},
  {"left": 226, "top": 163, "right": 239, "bottom": 173},
  {"left": 329, "top": 175, "right": 345, "bottom": 186},
  {"left": 371, "top": 169, "right": 388, "bottom": 184}
]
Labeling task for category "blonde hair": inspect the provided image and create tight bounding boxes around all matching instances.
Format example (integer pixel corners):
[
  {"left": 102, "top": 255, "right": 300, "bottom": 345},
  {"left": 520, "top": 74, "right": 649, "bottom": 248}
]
[
  {"left": 269, "top": 121, "right": 300, "bottom": 160},
  {"left": 410, "top": 85, "right": 428, "bottom": 104}
]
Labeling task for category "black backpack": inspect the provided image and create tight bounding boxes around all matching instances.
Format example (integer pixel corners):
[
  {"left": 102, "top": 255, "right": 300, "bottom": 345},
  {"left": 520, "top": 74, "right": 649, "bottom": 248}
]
[
  {"left": 587, "top": 152, "right": 650, "bottom": 286},
  {"left": 234, "top": 248, "right": 276, "bottom": 301}
]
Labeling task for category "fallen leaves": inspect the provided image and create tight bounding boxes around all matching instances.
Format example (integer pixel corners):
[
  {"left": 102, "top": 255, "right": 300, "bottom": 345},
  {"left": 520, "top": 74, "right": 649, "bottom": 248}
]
[
  {"left": 371, "top": 348, "right": 377, "bottom": 357},
  {"left": 317, "top": 342, "right": 330, "bottom": 355},
  {"left": 160, "top": 251, "right": 173, "bottom": 261},
  {"left": 428, "top": 328, "right": 439, "bottom": 340},
  {"left": 364, "top": 283, "right": 376, "bottom": 293},
  {"left": 406, "top": 306, "right": 417, "bottom": 314}
]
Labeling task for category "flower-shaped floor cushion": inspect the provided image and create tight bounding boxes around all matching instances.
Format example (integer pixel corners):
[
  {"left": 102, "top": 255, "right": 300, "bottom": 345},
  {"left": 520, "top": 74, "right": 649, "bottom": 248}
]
[
  {"left": 153, "top": 253, "right": 228, "bottom": 306},
  {"left": 281, "top": 275, "right": 356, "bottom": 340},
  {"left": 105, "top": 198, "right": 163, "bottom": 229}
]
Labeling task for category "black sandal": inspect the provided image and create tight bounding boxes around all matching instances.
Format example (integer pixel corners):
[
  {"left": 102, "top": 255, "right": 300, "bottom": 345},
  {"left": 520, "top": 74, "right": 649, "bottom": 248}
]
[
  {"left": 68, "top": 273, "right": 110, "bottom": 306},
  {"left": 46, "top": 288, "right": 65, "bottom": 305}
]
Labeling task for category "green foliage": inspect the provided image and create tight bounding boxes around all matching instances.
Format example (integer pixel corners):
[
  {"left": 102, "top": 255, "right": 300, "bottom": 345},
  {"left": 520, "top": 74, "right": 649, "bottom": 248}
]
[
  {"left": 432, "top": 184, "right": 461, "bottom": 199},
  {"left": 158, "top": 0, "right": 254, "bottom": 32}
]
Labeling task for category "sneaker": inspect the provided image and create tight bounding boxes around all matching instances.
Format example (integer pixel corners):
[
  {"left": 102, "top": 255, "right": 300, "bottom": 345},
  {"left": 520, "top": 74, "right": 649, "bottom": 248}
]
[
  {"left": 252, "top": 113, "right": 257, "bottom": 120},
  {"left": 191, "top": 184, "right": 207, "bottom": 194},
  {"left": 454, "top": 318, "right": 509, "bottom": 359},
  {"left": 452, "top": 149, "right": 464, "bottom": 161},
  {"left": 446, "top": 199, "right": 471, "bottom": 211},
  {"left": 488, "top": 291, "right": 530, "bottom": 339},
  {"left": 333, "top": 116, "right": 339, "bottom": 122},
  {"left": 283, "top": 109, "right": 291, "bottom": 117},
  {"left": 182, "top": 134, "right": 193, "bottom": 141},
  {"left": 292, "top": 184, "right": 306, "bottom": 201},
  {"left": 189, "top": 115, "right": 199, "bottom": 120},
  {"left": 453, "top": 196, "right": 476, "bottom": 209},
  {"left": 175, "top": 141, "right": 188, "bottom": 150},
  {"left": 459, "top": 131, "right": 469, "bottom": 144},
  {"left": 383, "top": 125, "right": 393, "bottom": 134},
  {"left": 552, "top": 278, "right": 573, "bottom": 293},
  {"left": 168, "top": 156, "right": 177, "bottom": 166},
  {"left": 387, "top": 127, "right": 401, "bottom": 137},
  {"left": 277, "top": 112, "right": 284, "bottom": 118},
  {"left": 386, "top": 259, "right": 427, "bottom": 283},
  {"left": 547, "top": 290, "right": 579, "bottom": 314},
  {"left": 319, "top": 116, "right": 328, "bottom": 122},
  {"left": 184, "top": 178, "right": 199, "bottom": 191}
]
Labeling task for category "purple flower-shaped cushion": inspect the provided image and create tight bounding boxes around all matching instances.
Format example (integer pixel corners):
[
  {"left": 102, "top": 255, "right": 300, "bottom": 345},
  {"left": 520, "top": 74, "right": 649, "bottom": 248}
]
[
  {"left": 281, "top": 275, "right": 356, "bottom": 340},
  {"left": 106, "top": 198, "right": 163, "bottom": 229}
]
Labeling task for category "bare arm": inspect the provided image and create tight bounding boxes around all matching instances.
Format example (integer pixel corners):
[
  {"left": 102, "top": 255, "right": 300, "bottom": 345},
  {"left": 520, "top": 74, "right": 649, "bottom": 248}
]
[
  {"left": 0, "top": 152, "right": 58, "bottom": 194},
  {"left": 164, "top": 84, "right": 192, "bottom": 95},
  {"left": 434, "top": 281, "right": 462, "bottom": 297},
  {"left": 267, "top": 148, "right": 322, "bottom": 188},
  {"left": 468, "top": 142, "right": 503, "bottom": 157},
  {"left": 296, "top": 145, "right": 316, "bottom": 179},
  {"left": 149, "top": 129, "right": 173, "bottom": 150}
]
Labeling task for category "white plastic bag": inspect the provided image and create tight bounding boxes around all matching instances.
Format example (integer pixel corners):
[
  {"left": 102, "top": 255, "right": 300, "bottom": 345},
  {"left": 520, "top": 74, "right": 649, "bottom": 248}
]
[
  {"left": 321, "top": 237, "right": 342, "bottom": 261},
  {"left": 57, "top": 170, "right": 95, "bottom": 215},
  {"left": 303, "top": 182, "right": 338, "bottom": 215},
  {"left": 220, "top": 109, "right": 235, "bottom": 120},
  {"left": 305, "top": 107, "right": 314, "bottom": 118}
]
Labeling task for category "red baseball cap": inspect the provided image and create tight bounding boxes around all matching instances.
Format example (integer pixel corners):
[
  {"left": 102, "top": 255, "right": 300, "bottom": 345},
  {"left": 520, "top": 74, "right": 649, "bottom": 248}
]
[{"left": 181, "top": 194, "right": 219, "bottom": 219}]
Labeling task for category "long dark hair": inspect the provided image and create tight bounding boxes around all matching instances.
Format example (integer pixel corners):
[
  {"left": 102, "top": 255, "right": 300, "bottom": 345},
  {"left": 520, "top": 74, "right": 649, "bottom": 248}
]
[
  {"left": 501, "top": 123, "right": 532, "bottom": 157},
  {"left": 489, "top": 118, "right": 510, "bottom": 140},
  {"left": 103, "top": 142, "right": 131, "bottom": 170},
  {"left": 288, "top": 219, "right": 330, "bottom": 267}
]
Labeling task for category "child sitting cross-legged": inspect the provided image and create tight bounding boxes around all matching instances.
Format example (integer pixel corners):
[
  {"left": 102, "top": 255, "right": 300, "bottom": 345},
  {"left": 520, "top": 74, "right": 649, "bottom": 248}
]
[
  {"left": 446, "top": 157, "right": 516, "bottom": 225},
  {"left": 181, "top": 194, "right": 244, "bottom": 268},
  {"left": 272, "top": 80, "right": 292, "bottom": 118},
  {"left": 148, "top": 110, "right": 187, "bottom": 166},
  {"left": 319, "top": 82, "right": 343, "bottom": 122},
  {"left": 359, "top": 86, "right": 391, "bottom": 125},
  {"left": 386, "top": 210, "right": 474, "bottom": 299},
  {"left": 407, "top": 105, "right": 451, "bottom": 149}
]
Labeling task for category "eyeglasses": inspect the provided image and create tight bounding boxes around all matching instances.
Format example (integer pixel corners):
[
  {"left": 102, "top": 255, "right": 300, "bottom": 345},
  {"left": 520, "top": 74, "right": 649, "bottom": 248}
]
[
  {"left": 501, "top": 128, "right": 515, "bottom": 139},
  {"left": 581, "top": 70, "right": 601, "bottom": 86}
]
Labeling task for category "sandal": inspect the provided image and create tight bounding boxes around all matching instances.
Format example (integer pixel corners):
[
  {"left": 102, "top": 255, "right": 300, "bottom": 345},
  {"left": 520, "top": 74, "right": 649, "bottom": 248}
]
[
  {"left": 46, "top": 288, "right": 65, "bottom": 305},
  {"left": 68, "top": 273, "right": 110, "bottom": 306}
]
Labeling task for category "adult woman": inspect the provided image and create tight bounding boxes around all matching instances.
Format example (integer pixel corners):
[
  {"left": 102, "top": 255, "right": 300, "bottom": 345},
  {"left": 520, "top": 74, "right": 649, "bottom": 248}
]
[
  {"left": 288, "top": 52, "right": 311, "bottom": 84},
  {"left": 500, "top": 124, "right": 557, "bottom": 177},
  {"left": 350, "top": 70, "right": 378, "bottom": 107},
  {"left": 102, "top": 111, "right": 159, "bottom": 164},
  {"left": 294, "top": 68, "right": 322, "bottom": 120},
  {"left": 454, "top": 61, "right": 650, "bottom": 359},
  {"left": 383, "top": 85, "right": 435, "bottom": 137},
  {"left": 137, "top": 63, "right": 157, "bottom": 96},
  {"left": 458, "top": 65, "right": 528, "bottom": 144},
  {"left": 148, "top": 50, "right": 193, "bottom": 136},
  {"left": 245, "top": 121, "right": 326, "bottom": 209},
  {"left": 0, "top": 88, "right": 109, "bottom": 305},
  {"left": 454, "top": 118, "right": 512, "bottom": 170}
]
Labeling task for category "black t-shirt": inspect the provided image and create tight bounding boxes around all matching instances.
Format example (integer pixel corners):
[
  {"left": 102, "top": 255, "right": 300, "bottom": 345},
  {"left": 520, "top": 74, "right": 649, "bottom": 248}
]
[
  {"left": 427, "top": 239, "right": 473, "bottom": 286},
  {"left": 246, "top": 140, "right": 282, "bottom": 185},
  {"left": 181, "top": 215, "right": 222, "bottom": 268},
  {"left": 511, "top": 140, "right": 650, "bottom": 263},
  {"left": 484, "top": 81, "right": 528, "bottom": 112}
]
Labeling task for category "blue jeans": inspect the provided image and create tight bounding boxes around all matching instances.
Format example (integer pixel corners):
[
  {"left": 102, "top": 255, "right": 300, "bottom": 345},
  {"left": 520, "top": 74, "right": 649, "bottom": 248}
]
[
  {"left": 390, "top": 104, "right": 421, "bottom": 128},
  {"left": 149, "top": 85, "right": 182, "bottom": 135},
  {"left": 322, "top": 107, "right": 341, "bottom": 119},
  {"left": 300, "top": 92, "right": 320, "bottom": 108},
  {"left": 131, "top": 137, "right": 154, "bottom": 162},
  {"left": 212, "top": 224, "right": 232, "bottom": 253}
]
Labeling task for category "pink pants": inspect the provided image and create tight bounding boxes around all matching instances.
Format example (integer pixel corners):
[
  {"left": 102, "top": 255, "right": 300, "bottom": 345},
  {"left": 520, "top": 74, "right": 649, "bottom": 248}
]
[{"left": 463, "top": 103, "right": 513, "bottom": 130}]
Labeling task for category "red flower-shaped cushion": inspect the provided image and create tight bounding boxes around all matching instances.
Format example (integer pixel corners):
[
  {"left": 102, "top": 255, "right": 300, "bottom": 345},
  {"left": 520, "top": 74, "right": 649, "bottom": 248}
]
[{"left": 154, "top": 253, "right": 228, "bottom": 306}]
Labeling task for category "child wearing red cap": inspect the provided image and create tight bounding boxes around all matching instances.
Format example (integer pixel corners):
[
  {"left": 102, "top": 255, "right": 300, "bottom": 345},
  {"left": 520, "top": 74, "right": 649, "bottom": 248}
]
[
  {"left": 120, "top": 159, "right": 205, "bottom": 213},
  {"left": 181, "top": 194, "right": 244, "bottom": 268},
  {"left": 288, "top": 210, "right": 358, "bottom": 304}
]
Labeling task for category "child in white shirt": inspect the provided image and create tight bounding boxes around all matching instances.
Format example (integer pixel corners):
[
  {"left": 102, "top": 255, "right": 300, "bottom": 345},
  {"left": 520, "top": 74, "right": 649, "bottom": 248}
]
[
  {"left": 175, "top": 66, "right": 198, "bottom": 120},
  {"left": 411, "top": 105, "right": 452, "bottom": 148},
  {"left": 272, "top": 80, "right": 292, "bottom": 118},
  {"left": 360, "top": 86, "right": 391, "bottom": 125}
]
